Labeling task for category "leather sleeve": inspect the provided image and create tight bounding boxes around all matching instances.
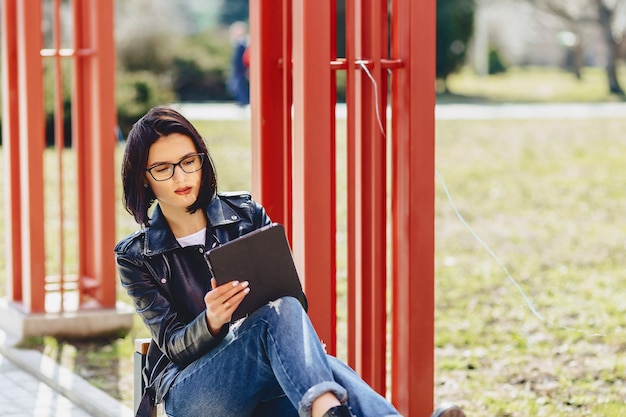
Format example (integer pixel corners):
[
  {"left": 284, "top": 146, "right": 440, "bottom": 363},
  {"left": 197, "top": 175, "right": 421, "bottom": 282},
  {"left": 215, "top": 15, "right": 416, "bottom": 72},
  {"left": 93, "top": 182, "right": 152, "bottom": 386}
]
[{"left": 116, "top": 250, "right": 228, "bottom": 367}]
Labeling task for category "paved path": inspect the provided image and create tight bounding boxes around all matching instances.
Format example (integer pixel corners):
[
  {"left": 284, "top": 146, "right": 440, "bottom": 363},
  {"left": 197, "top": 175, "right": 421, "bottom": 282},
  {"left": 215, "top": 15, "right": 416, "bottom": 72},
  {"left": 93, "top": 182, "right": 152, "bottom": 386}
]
[
  {"left": 0, "top": 330, "right": 132, "bottom": 417},
  {"left": 172, "top": 101, "right": 626, "bottom": 121},
  {"left": 0, "top": 352, "right": 92, "bottom": 417},
  {"left": 434, "top": 102, "right": 626, "bottom": 120}
]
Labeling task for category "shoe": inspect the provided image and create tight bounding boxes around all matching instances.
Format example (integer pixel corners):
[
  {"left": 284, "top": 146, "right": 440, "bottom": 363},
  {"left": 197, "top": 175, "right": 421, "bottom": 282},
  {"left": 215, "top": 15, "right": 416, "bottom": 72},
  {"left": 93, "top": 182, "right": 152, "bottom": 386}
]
[
  {"left": 323, "top": 404, "right": 354, "bottom": 417},
  {"left": 431, "top": 402, "right": 466, "bottom": 417}
]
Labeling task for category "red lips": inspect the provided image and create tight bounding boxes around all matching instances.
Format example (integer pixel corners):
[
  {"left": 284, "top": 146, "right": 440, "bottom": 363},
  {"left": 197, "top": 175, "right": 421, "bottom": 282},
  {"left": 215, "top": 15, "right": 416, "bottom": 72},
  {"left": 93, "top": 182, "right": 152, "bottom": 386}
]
[{"left": 175, "top": 187, "right": 192, "bottom": 195}]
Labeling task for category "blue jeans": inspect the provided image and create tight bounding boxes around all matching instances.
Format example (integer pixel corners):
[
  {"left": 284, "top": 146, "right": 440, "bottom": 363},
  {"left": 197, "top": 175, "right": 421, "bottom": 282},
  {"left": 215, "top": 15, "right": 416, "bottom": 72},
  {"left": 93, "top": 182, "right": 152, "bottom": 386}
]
[{"left": 163, "top": 297, "right": 402, "bottom": 417}]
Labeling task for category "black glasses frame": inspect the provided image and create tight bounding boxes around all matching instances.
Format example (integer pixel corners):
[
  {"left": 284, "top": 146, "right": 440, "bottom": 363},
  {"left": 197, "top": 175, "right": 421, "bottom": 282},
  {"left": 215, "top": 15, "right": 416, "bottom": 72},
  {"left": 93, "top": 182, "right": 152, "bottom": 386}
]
[{"left": 146, "top": 153, "right": 206, "bottom": 181}]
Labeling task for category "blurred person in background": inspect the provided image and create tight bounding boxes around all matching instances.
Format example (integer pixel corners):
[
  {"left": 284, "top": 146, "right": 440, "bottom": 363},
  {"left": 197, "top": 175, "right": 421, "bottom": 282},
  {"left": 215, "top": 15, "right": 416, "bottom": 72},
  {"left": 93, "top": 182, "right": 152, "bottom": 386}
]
[{"left": 227, "top": 21, "right": 250, "bottom": 106}]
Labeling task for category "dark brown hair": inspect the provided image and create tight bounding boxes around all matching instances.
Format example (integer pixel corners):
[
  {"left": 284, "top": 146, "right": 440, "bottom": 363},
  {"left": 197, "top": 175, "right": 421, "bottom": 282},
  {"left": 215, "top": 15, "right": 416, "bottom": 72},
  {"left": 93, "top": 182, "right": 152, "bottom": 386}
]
[{"left": 121, "top": 106, "right": 217, "bottom": 225}]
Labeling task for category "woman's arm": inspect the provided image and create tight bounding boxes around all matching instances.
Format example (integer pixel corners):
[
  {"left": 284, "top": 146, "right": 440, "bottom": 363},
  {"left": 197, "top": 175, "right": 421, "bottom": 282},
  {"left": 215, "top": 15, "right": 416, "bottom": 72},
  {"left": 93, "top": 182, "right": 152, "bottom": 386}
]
[{"left": 116, "top": 253, "right": 226, "bottom": 367}]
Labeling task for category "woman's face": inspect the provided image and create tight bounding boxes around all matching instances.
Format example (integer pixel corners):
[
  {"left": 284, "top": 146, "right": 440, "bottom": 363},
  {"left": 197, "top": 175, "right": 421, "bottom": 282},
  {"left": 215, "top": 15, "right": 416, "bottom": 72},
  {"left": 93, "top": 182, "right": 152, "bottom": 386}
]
[{"left": 145, "top": 133, "right": 203, "bottom": 213}]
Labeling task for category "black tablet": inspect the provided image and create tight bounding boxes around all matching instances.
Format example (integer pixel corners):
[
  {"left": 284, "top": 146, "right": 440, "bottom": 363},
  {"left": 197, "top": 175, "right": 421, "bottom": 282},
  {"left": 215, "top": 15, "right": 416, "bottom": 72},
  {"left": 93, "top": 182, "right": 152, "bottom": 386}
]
[{"left": 205, "top": 223, "right": 305, "bottom": 321}]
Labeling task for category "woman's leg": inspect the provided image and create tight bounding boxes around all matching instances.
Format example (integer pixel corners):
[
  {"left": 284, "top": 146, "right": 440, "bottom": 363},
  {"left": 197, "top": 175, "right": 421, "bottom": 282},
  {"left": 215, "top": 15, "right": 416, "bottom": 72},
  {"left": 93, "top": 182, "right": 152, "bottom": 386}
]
[
  {"left": 163, "top": 326, "right": 280, "bottom": 417},
  {"left": 251, "top": 393, "right": 298, "bottom": 417},
  {"left": 328, "top": 356, "right": 402, "bottom": 417},
  {"left": 164, "top": 297, "right": 347, "bottom": 417},
  {"left": 246, "top": 297, "right": 348, "bottom": 416}
]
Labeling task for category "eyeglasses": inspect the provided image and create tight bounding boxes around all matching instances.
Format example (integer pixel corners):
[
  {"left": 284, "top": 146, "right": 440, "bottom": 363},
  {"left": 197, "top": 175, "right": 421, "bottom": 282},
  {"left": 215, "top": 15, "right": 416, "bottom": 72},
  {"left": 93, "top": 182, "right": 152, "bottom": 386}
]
[{"left": 146, "top": 153, "right": 206, "bottom": 181}]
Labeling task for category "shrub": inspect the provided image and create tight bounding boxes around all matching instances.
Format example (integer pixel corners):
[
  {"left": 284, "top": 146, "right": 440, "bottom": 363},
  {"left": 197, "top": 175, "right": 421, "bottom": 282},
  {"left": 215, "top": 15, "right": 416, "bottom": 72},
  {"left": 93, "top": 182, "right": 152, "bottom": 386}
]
[
  {"left": 116, "top": 71, "right": 175, "bottom": 136},
  {"left": 169, "top": 31, "right": 233, "bottom": 102},
  {"left": 488, "top": 47, "right": 508, "bottom": 75},
  {"left": 436, "top": 0, "right": 476, "bottom": 89}
]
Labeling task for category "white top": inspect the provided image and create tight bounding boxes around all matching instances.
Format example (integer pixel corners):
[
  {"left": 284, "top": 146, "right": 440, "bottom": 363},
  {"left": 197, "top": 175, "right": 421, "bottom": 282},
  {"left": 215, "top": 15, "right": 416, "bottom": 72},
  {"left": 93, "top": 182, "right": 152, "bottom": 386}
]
[{"left": 176, "top": 228, "right": 206, "bottom": 248}]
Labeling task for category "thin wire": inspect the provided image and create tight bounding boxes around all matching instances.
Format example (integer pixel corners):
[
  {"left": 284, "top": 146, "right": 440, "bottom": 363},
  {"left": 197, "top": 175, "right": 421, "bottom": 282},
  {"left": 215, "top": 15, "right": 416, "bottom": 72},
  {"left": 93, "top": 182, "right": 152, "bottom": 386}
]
[
  {"left": 437, "top": 170, "right": 605, "bottom": 337},
  {"left": 359, "top": 59, "right": 604, "bottom": 337},
  {"left": 436, "top": 170, "right": 545, "bottom": 322},
  {"left": 358, "top": 61, "right": 386, "bottom": 137}
]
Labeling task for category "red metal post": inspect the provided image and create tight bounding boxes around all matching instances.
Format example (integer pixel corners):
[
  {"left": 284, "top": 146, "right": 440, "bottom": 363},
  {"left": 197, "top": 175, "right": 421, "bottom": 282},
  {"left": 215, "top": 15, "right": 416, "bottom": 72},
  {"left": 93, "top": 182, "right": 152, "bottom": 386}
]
[
  {"left": 249, "top": 0, "right": 293, "bottom": 240},
  {"left": 345, "top": 0, "right": 358, "bottom": 370},
  {"left": 251, "top": 1, "right": 436, "bottom": 412},
  {"left": 91, "top": 0, "right": 117, "bottom": 308},
  {"left": 72, "top": 0, "right": 117, "bottom": 308},
  {"left": 2, "top": 0, "right": 130, "bottom": 339},
  {"left": 281, "top": 0, "right": 293, "bottom": 240},
  {"left": 72, "top": 0, "right": 93, "bottom": 306},
  {"left": 15, "top": 0, "right": 47, "bottom": 313},
  {"left": 391, "top": 0, "right": 436, "bottom": 415},
  {"left": 349, "top": 0, "right": 389, "bottom": 393},
  {"left": 53, "top": 0, "right": 67, "bottom": 311},
  {"left": 291, "top": 0, "right": 337, "bottom": 352},
  {"left": 1, "top": 0, "right": 22, "bottom": 303},
  {"left": 281, "top": 0, "right": 293, "bottom": 241}
]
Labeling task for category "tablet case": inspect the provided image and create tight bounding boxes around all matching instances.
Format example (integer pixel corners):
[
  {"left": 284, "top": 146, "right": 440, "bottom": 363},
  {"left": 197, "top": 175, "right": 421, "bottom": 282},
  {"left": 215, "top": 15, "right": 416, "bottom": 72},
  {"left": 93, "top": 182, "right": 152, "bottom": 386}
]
[{"left": 205, "top": 223, "right": 304, "bottom": 321}]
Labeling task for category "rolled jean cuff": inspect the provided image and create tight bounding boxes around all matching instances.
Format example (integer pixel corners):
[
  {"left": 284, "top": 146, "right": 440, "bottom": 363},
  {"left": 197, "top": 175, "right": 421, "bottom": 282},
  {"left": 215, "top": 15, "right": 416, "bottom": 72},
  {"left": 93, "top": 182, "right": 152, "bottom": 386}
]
[{"left": 298, "top": 381, "right": 348, "bottom": 417}]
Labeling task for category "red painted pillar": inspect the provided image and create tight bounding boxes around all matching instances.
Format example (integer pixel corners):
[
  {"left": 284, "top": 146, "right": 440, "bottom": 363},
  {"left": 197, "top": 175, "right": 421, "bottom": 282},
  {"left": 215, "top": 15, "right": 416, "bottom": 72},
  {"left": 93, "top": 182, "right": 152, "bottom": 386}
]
[
  {"left": 292, "top": 0, "right": 337, "bottom": 352},
  {"left": 345, "top": 0, "right": 358, "bottom": 371},
  {"left": 391, "top": 0, "right": 436, "bottom": 415},
  {"left": 348, "top": 0, "right": 389, "bottom": 394},
  {"left": 250, "top": 2, "right": 436, "bottom": 413},
  {"left": 1, "top": 0, "right": 23, "bottom": 304},
  {"left": 73, "top": 0, "right": 117, "bottom": 308},
  {"left": 14, "top": 0, "right": 47, "bottom": 313},
  {"left": 249, "top": 0, "right": 293, "bottom": 240}
]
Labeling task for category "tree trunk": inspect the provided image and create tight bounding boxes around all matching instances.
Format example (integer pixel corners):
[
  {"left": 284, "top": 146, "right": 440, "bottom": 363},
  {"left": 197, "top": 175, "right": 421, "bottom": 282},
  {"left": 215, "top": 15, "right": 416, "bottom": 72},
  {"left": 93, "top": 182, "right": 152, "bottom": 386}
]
[{"left": 597, "top": 0, "right": 624, "bottom": 95}]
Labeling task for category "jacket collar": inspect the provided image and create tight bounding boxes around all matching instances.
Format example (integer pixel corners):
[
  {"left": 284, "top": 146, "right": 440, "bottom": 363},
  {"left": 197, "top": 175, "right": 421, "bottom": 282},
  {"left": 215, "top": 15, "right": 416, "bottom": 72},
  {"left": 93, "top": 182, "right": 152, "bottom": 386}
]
[{"left": 143, "top": 194, "right": 240, "bottom": 256}]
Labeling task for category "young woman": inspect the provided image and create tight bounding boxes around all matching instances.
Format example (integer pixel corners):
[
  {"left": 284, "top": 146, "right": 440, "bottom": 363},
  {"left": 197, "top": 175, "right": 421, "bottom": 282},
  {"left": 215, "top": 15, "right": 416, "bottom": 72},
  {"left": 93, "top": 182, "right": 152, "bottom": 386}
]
[{"left": 115, "top": 106, "right": 464, "bottom": 417}]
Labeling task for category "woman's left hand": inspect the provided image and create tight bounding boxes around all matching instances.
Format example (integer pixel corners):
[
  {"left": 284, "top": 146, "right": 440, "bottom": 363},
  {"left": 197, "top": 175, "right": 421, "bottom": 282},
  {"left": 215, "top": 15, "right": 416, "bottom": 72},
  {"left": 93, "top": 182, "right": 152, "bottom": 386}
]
[{"left": 204, "top": 278, "right": 250, "bottom": 334}]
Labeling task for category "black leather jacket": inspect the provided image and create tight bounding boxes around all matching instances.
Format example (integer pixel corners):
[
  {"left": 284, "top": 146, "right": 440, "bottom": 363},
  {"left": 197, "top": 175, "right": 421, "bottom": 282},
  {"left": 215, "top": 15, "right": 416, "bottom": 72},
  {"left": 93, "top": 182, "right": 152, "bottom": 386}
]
[{"left": 114, "top": 192, "right": 273, "bottom": 405}]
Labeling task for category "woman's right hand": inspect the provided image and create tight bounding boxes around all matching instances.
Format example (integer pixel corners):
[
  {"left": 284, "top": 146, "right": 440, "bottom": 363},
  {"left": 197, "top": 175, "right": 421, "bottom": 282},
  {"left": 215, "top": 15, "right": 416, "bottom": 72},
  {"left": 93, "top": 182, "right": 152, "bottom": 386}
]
[{"left": 204, "top": 278, "right": 250, "bottom": 334}]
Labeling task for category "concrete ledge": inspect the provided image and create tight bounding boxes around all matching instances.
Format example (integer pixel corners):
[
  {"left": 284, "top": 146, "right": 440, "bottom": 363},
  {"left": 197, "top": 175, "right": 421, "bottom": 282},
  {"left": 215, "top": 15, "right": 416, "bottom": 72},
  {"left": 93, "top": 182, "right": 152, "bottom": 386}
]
[
  {"left": 0, "top": 298, "right": 134, "bottom": 340},
  {"left": 0, "top": 328, "right": 133, "bottom": 417}
]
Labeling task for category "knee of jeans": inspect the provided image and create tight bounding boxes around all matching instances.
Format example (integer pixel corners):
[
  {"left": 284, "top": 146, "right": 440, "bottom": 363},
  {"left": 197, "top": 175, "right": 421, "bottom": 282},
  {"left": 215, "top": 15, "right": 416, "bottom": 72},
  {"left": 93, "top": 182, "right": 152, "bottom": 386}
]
[
  {"left": 250, "top": 296, "right": 303, "bottom": 330},
  {"left": 267, "top": 296, "right": 302, "bottom": 316}
]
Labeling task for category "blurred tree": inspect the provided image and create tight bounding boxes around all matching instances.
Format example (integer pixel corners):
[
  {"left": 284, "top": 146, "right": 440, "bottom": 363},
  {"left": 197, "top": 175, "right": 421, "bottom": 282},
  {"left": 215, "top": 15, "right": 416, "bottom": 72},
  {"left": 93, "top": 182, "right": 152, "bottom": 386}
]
[
  {"left": 218, "top": 0, "right": 249, "bottom": 25},
  {"left": 437, "top": 0, "right": 476, "bottom": 91},
  {"left": 336, "top": 0, "right": 346, "bottom": 59},
  {"left": 115, "top": 0, "right": 234, "bottom": 106},
  {"left": 488, "top": 47, "right": 508, "bottom": 74},
  {"left": 116, "top": 0, "right": 187, "bottom": 74},
  {"left": 116, "top": 71, "right": 176, "bottom": 135},
  {"left": 526, "top": 0, "right": 625, "bottom": 96},
  {"left": 171, "top": 31, "right": 232, "bottom": 101}
]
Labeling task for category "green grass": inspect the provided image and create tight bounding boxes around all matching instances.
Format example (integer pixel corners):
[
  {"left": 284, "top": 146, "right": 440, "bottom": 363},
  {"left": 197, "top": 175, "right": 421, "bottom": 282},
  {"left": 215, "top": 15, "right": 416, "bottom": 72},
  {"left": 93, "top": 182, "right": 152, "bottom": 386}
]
[
  {"left": 2, "top": 67, "right": 626, "bottom": 414},
  {"left": 441, "top": 65, "right": 626, "bottom": 103},
  {"left": 434, "top": 118, "right": 626, "bottom": 416}
]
